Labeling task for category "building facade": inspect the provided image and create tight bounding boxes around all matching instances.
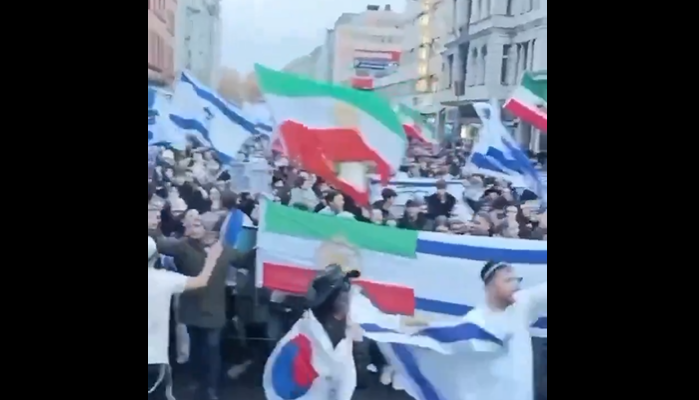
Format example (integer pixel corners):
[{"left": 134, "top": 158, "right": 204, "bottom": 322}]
[
  {"left": 175, "top": 0, "right": 222, "bottom": 87},
  {"left": 331, "top": 5, "right": 403, "bottom": 88},
  {"left": 437, "top": 0, "right": 547, "bottom": 149},
  {"left": 373, "top": 0, "right": 454, "bottom": 114},
  {"left": 280, "top": 5, "right": 403, "bottom": 88},
  {"left": 148, "top": 0, "right": 177, "bottom": 87}
]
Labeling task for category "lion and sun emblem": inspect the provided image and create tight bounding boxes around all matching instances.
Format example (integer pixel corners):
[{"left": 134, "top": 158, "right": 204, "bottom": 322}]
[{"left": 314, "top": 236, "right": 429, "bottom": 328}]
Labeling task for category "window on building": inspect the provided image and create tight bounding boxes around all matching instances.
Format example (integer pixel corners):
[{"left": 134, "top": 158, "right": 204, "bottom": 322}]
[
  {"left": 447, "top": 55, "right": 454, "bottom": 88},
  {"left": 479, "top": 45, "right": 487, "bottom": 85},
  {"left": 501, "top": 44, "right": 511, "bottom": 85},
  {"left": 506, "top": 0, "right": 513, "bottom": 15},
  {"left": 522, "top": 42, "right": 529, "bottom": 72},
  {"left": 483, "top": 0, "right": 490, "bottom": 18},
  {"left": 529, "top": 40, "right": 536, "bottom": 70}
]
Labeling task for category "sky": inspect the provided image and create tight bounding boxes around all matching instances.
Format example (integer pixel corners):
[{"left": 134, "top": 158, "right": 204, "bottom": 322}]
[{"left": 220, "top": 0, "right": 406, "bottom": 73}]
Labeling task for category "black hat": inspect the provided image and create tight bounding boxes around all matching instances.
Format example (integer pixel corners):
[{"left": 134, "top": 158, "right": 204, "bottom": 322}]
[{"left": 306, "top": 264, "right": 360, "bottom": 309}]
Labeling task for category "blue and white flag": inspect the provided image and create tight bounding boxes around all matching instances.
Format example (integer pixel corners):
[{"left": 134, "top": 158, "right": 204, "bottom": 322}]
[
  {"left": 469, "top": 101, "right": 546, "bottom": 202},
  {"left": 221, "top": 209, "right": 256, "bottom": 249},
  {"left": 148, "top": 87, "right": 187, "bottom": 149},
  {"left": 351, "top": 282, "right": 547, "bottom": 400},
  {"left": 169, "top": 72, "right": 258, "bottom": 162},
  {"left": 243, "top": 102, "right": 274, "bottom": 135}
]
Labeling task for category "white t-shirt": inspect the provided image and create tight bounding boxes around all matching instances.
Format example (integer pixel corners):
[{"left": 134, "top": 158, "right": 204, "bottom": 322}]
[{"left": 148, "top": 268, "right": 188, "bottom": 365}]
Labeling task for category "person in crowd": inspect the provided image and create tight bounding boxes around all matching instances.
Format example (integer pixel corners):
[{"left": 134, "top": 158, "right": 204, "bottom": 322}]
[
  {"left": 426, "top": 179, "right": 456, "bottom": 219},
  {"left": 263, "top": 265, "right": 361, "bottom": 400},
  {"left": 289, "top": 176, "right": 319, "bottom": 210},
  {"left": 372, "top": 188, "right": 398, "bottom": 220},
  {"left": 148, "top": 237, "right": 224, "bottom": 400},
  {"left": 150, "top": 215, "right": 248, "bottom": 400},
  {"left": 147, "top": 132, "right": 548, "bottom": 397},
  {"left": 398, "top": 200, "right": 432, "bottom": 231},
  {"left": 318, "top": 191, "right": 355, "bottom": 219},
  {"left": 369, "top": 208, "right": 385, "bottom": 225},
  {"left": 208, "top": 187, "right": 223, "bottom": 213}
]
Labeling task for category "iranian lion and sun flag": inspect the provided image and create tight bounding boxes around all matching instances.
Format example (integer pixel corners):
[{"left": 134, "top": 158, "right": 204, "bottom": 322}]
[{"left": 254, "top": 64, "right": 408, "bottom": 205}]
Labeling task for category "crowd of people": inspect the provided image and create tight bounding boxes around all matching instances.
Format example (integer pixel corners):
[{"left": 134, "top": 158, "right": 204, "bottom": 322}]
[{"left": 147, "top": 137, "right": 548, "bottom": 400}]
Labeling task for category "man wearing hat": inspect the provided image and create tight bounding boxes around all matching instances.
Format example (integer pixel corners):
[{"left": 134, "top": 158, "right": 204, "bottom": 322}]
[
  {"left": 263, "top": 264, "right": 361, "bottom": 400},
  {"left": 364, "top": 261, "right": 547, "bottom": 400},
  {"left": 306, "top": 264, "right": 361, "bottom": 347}
]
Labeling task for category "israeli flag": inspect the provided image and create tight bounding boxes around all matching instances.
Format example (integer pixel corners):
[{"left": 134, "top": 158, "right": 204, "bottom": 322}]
[
  {"left": 469, "top": 101, "right": 546, "bottom": 202},
  {"left": 169, "top": 72, "right": 258, "bottom": 162},
  {"left": 352, "top": 282, "right": 547, "bottom": 400},
  {"left": 148, "top": 87, "right": 187, "bottom": 149},
  {"left": 243, "top": 102, "right": 274, "bottom": 135}
]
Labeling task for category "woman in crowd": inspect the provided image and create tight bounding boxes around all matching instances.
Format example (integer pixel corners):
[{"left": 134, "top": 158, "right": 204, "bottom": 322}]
[{"left": 289, "top": 176, "right": 318, "bottom": 210}]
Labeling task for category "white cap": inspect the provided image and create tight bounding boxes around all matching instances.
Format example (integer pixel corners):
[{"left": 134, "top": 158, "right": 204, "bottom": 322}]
[{"left": 148, "top": 237, "right": 157, "bottom": 261}]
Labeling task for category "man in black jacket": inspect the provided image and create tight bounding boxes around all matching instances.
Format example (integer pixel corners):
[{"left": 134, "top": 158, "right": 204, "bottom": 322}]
[
  {"left": 151, "top": 217, "right": 246, "bottom": 400},
  {"left": 426, "top": 180, "right": 456, "bottom": 219},
  {"left": 398, "top": 200, "right": 433, "bottom": 231}
]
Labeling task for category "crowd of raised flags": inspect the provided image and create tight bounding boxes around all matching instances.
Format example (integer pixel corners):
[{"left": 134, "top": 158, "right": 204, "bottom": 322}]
[
  {"left": 148, "top": 66, "right": 547, "bottom": 206},
  {"left": 149, "top": 67, "right": 548, "bottom": 400}
]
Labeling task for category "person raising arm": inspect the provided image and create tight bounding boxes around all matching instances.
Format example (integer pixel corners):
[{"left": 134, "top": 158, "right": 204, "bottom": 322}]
[{"left": 148, "top": 236, "right": 225, "bottom": 400}]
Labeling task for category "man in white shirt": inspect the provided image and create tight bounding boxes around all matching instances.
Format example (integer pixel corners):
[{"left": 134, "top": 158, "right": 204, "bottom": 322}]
[
  {"left": 463, "top": 261, "right": 548, "bottom": 400},
  {"left": 148, "top": 237, "right": 223, "bottom": 400},
  {"left": 355, "top": 260, "right": 547, "bottom": 400}
]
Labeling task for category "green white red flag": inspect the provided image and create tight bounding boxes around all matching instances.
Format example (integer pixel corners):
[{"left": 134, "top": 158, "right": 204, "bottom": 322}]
[
  {"left": 254, "top": 64, "right": 407, "bottom": 204},
  {"left": 504, "top": 71, "right": 547, "bottom": 132},
  {"left": 395, "top": 103, "right": 437, "bottom": 144}
]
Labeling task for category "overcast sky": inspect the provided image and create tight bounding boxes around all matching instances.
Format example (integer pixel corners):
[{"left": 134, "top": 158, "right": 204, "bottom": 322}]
[{"left": 220, "top": 0, "right": 406, "bottom": 73}]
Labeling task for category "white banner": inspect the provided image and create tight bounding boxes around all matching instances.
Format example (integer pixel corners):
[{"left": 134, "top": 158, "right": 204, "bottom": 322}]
[
  {"left": 226, "top": 159, "right": 272, "bottom": 194},
  {"left": 369, "top": 177, "right": 465, "bottom": 206}
]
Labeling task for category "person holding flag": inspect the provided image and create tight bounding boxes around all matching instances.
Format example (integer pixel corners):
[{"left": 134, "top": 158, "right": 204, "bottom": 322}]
[
  {"left": 352, "top": 260, "right": 547, "bottom": 400},
  {"left": 263, "top": 264, "right": 361, "bottom": 400}
]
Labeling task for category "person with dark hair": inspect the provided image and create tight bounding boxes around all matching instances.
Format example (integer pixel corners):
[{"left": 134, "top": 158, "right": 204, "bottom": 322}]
[
  {"left": 425, "top": 179, "right": 456, "bottom": 219},
  {"left": 318, "top": 191, "right": 355, "bottom": 219},
  {"left": 398, "top": 200, "right": 432, "bottom": 231},
  {"left": 220, "top": 190, "right": 239, "bottom": 211},
  {"left": 357, "top": 261, "right": 547, "bottom": 400},
  {"left": 262, "top": 265, "right": 361, "bottom": 400},
  {"left": 372, "top": 188, "right": 397, "bottom": 220}
]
